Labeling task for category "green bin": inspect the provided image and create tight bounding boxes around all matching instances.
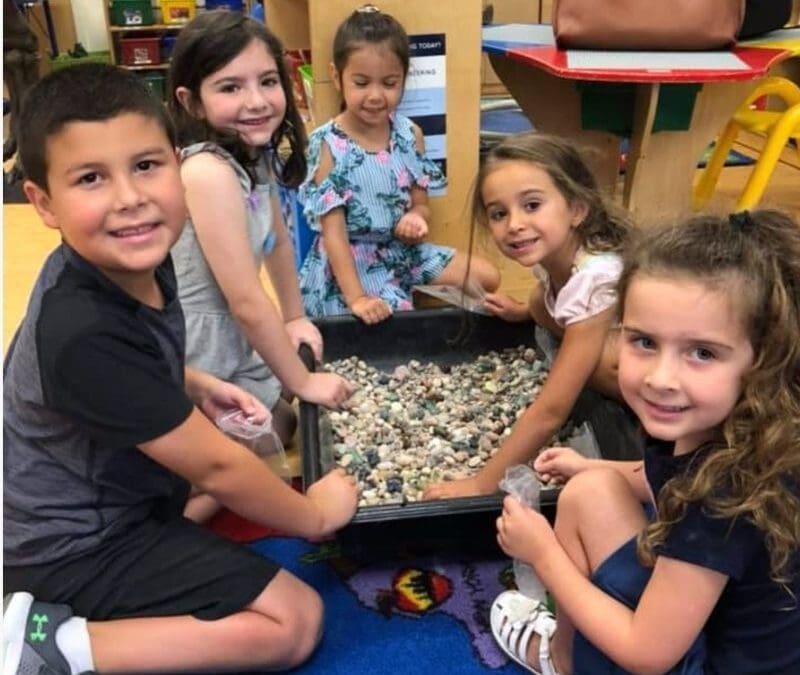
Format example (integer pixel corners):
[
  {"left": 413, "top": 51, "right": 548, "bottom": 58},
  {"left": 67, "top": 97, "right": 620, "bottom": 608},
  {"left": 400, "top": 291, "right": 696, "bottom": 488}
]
[
  {"left": 110, "top": 0, "right": 155, "bottom": 27},
  {"left": 50, "top": 51, "right": 111, "bottom": 72}
]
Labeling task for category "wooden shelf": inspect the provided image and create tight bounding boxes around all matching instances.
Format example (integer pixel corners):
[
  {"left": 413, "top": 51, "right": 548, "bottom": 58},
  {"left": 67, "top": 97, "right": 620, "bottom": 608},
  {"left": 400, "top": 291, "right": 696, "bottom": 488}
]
[
  {"left": 120, "top": 63, "right": 170, "bottom": 70},
  {"left": 109, "top": 24, "right": 185, "bottom": 32}
]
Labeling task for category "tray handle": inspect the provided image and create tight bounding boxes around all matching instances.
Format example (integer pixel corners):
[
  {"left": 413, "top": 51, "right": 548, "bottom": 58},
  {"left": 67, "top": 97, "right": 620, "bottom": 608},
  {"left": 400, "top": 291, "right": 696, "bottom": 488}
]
[{"left": 297, "top": 343, "right": 322, "bottom": 488}]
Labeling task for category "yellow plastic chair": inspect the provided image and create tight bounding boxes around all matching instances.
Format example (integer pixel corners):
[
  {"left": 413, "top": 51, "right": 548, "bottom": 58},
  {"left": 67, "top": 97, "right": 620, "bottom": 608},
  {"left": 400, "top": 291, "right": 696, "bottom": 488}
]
[{"left": 693, "top": 77, "right": 800, "bottom": 210}]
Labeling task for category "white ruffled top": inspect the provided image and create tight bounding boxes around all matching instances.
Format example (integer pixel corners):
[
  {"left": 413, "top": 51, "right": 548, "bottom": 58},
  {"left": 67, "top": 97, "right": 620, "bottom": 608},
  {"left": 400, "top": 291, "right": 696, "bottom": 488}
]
[{"left": 533, "top": 248, "right": 623, "bottom": 328}]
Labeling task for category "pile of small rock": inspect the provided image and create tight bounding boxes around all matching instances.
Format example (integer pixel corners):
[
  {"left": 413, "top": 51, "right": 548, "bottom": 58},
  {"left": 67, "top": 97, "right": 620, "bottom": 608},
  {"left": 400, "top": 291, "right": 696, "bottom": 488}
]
[{"left": 320, "top": 346, "right": 577, "bottom": 507}]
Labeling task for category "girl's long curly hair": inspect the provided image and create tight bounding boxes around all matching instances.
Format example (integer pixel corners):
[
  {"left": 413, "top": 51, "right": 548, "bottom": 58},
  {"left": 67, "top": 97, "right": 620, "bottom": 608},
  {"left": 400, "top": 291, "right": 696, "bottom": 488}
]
[
  {"left": 167, "top": 10, "right": 307, "bottom": 187},
  {"left": 618, "top": 211, "right": 800, "bottom": 583},
  {"left": 471, "top": 133, "right": 633, "bottom": 254}
]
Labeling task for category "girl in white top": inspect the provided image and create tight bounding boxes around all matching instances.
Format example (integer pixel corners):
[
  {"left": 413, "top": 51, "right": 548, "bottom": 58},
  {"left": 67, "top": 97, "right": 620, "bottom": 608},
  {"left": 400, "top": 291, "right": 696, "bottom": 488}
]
[{"left": 425, "top": 133, "right": 632, "bottom": 500}]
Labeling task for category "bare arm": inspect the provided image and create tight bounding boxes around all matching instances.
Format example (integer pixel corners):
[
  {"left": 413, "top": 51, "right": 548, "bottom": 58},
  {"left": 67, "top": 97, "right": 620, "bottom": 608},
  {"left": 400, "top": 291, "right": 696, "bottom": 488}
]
[
  {"left": 180, "top": 153, "right": 313, "bottom": 394},
  {"left": 311, "top": 144, "right": 391, "bottom": 323},
  {"left": 528, "top": 282, "right": 563, "bottom": 337},
  {"left": 307, "top": 143, "right": 362, "bottom": 306},
  {"left": 263, "top": 192, "right": 305, "bottom": 322},
  {"left": 139, "top": 408, "right": 356, "bottom": 537},
  {"left": 321, "top": 208, "right": 365, "bottom": 307},
  {"left": 475, "top": 307, "right": 617, "bottom": 493},
  {"left": 405, "top": 125, "right": 431, "bottom": 223}
]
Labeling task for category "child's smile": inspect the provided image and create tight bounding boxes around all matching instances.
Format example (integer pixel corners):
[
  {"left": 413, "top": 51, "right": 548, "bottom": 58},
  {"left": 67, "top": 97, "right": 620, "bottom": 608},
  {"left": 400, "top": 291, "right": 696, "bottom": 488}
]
[
  {"left": 481, "top": 160, "right": 584, "bottom": 276},
  {"left": 25, "top": 112, "right": 186, "bottom": 297},
  {"left": 335, "top": 42, "right": 405, "bottom": 134},
  {"left": 619, "top": 275, "right": 754, "bottom": 455},
  {"left": 195, "top": 38, "right": 286, "bottom": 148}
]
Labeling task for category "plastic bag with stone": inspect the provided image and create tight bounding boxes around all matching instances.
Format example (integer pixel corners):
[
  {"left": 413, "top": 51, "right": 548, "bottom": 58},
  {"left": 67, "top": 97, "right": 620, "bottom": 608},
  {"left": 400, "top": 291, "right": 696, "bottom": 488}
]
[
  {"left": 499, "top": 464, "right": 547, "bottom": 601},
  {"left": 216, "top": 409, "right": 290, "bottom": 482}
]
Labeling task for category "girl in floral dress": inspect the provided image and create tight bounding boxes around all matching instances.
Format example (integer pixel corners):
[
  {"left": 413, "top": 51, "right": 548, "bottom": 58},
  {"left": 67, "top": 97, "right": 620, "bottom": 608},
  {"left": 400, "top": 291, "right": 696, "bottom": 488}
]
[{"left": 299, "top": 5, "right": 499, "bottom": 324}]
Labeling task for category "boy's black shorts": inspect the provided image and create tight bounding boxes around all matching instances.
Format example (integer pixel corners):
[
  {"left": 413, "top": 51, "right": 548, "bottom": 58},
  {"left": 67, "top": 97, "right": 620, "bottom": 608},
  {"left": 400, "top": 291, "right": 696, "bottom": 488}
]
[{"left": 4, "top": 517, "right": 281, "bottom": 621}]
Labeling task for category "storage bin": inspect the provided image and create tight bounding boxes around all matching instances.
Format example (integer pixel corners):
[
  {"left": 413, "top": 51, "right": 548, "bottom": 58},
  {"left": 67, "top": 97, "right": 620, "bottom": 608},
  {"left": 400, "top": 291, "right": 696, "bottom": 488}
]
[
  {"left": 298, "top": 63, "right": 313, "bottom": 110},
  {"left": 299, "top": 309, "right": 641, "bottom": 554},
  {"left": 160, "top": 34, "right": 178, "bottom": 60},
  {"left": 110, "top": 0, "right": 155, "bottom": 27},
  {"left": 50, "top": 51, "right": 110, "bottom": 72},
  {"left": 140, "top": 72, "right": 166, "bottom": 100},
  {"left": 205, "top": 0, "right": 244, "bottom": 11},
  {"left": 120, "top": 37, "right": 161, "bottom": 66},
  {"left": 160, "top": 0, "right": 195, "bottom": 24}
]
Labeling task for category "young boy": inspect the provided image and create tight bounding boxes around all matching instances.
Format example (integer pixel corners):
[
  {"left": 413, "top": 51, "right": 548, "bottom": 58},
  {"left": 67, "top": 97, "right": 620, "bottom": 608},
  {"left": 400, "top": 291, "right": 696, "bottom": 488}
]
[{"left": 3, "top": 63, "right": 357, "bottom": 675}]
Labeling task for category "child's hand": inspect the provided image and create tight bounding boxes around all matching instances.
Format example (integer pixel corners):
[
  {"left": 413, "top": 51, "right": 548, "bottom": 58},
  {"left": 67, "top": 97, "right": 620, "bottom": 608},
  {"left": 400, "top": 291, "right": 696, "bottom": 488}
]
[
  {"left": 393, "top": 212, "right": 429, "bottom": 244},
  {"left": 198, "top": 378, "right": 269, "bottom": 424},
  {"left": 534, "top": 446, "right": 591, "bottom": 484},
  {"left": 306, "top": 468, "right": 358, "bottom": 536},
  {"left": 483, "top": 292, "right": 531, "bottom": 322},
  {"left": 297, "top": 372, "right": 354, "bottom": 409},
  {"left": 423, "top": 476, "right": 485, "bottom": 500},
  {"left": 285, "top": 316, "right": 323, "bottom": 362},
  {"left": 496, "top": 495, "right": 558, "bottom": 564},
  {"left": 350, "top": 295, "right": 393, "bottom": 324}
]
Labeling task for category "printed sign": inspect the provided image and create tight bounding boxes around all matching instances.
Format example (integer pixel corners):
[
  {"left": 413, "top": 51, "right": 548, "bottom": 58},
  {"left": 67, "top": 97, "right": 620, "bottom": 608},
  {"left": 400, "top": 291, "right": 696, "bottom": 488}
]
[{"left": 398, "top": 33, "right": 447, "bottom": 196}]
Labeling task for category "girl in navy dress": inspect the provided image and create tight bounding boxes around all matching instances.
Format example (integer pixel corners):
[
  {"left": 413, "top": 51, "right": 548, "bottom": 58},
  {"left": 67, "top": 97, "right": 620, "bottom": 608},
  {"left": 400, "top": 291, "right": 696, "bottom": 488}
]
[{"left": 491, "top": 210, "right": 800, "bottom": 674}]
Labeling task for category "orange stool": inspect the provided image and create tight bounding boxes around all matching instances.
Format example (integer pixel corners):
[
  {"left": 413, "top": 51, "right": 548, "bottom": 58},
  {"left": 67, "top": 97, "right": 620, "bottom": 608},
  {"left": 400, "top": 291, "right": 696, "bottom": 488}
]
[{"left": 693, "top": 77, "right": 800, "bottom": 210}]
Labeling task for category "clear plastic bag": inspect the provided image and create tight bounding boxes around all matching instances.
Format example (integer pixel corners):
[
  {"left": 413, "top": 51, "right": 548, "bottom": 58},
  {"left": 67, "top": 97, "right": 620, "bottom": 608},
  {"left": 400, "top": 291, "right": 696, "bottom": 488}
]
[
  {"left": 566, "top": 421, "right": 601, "bottom": 460},
  {"left": 215, "top": 409, "right": 290, "bottom": 482},
  {"left": 499, "top": 464, "right": 547, "bottom": 601},
  {"left": 412, "top": 279, "right": 489, "bottom": 314}
]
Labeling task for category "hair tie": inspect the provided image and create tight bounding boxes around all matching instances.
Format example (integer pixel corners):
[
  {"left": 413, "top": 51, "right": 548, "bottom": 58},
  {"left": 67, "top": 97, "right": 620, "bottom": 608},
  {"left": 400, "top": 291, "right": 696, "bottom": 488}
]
[
  {"left": 729, "top": 210, "right": 755, "bottom": 233},
  {"left": 357, "top": 4, "right": 381, "bottom": 12}
]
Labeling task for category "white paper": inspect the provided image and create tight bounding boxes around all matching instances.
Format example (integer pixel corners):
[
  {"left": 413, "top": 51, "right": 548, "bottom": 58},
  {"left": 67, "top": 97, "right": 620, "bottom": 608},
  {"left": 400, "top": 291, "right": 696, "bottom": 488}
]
[
  {"left": 566, "top": 50, "right": 749, "bottom": 71},
  {"left": 482, "top": 23, "right": 556, "bottom": 47},
  {"left": 738, "top": 28, "right": 800, "bottom": 44}
]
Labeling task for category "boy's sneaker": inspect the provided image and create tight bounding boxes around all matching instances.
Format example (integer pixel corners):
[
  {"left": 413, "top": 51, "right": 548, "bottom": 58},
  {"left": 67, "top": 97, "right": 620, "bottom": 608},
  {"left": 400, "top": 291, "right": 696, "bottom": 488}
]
[{"left": 3, "top": 592, "right": 78, "bottom": 675}]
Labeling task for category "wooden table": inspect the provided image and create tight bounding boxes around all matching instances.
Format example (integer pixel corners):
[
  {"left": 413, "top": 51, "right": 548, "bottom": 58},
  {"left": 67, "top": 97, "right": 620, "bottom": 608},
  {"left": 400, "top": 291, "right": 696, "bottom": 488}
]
[{"left": 483, "top": 24, "right": 789, "bottom": 224}]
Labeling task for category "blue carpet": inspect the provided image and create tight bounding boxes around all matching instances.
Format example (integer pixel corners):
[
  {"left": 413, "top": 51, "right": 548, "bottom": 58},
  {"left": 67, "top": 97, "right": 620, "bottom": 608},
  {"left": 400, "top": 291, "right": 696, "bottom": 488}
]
[{"left": 246, "top": 537, "right": 522, "bottom": 674}]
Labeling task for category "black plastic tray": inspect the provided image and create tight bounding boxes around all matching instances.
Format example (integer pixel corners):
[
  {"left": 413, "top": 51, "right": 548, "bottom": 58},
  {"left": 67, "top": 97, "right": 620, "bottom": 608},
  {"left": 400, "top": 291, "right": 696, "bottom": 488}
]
[{"left": 299, "top": 308, "right": 560, "bottom": 553}]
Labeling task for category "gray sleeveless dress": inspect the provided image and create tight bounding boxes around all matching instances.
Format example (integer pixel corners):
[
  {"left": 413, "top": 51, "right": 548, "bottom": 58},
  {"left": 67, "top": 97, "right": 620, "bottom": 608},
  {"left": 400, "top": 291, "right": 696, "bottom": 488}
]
[{"left": 171, "top": 142, "right": 281, "bottom": 408}]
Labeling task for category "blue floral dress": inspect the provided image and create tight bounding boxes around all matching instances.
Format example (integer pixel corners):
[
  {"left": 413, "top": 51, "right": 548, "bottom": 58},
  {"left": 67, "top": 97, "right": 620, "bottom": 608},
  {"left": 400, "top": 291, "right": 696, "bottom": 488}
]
[{"left": 298, "top": 114, "right": 454, "bottom": 317}]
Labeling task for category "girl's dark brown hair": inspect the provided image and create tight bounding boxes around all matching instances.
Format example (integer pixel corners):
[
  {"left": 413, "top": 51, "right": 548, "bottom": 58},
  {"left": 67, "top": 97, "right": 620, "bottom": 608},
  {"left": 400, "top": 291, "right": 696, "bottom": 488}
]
[
  {"left": 619, "top": 211, "right": 800, "bottom": 584},
  {"left": 332, "top": 6, "right": 410, "bottom": 80},
  {"left": 167, "top": 10, "right": 306, "bottom": 187}
]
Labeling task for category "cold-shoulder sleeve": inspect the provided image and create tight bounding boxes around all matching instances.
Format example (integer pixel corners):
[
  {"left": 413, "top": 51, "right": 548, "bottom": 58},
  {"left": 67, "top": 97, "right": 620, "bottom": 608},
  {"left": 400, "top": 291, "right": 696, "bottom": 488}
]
[
  {"left": 394, "top": 115, "right": 447, "bottom": 191},
  {"left": 553, "top": 252, "right": 622, "bottom": 326},
  {"left": 298, "top": 123, "right": 354, "bottom": 231}
]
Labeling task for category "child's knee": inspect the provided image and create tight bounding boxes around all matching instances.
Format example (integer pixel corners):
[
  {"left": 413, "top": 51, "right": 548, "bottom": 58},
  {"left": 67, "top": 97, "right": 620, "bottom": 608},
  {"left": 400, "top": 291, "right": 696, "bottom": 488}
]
[
  {"left": 279, "top": 588, "right": 323, "bottom": 667},
  {"left": 559, "top": 467, "right": 628, "bottom": 510},
  {"left": 272, "top": 398, "right": 297, "bottom": 446}
]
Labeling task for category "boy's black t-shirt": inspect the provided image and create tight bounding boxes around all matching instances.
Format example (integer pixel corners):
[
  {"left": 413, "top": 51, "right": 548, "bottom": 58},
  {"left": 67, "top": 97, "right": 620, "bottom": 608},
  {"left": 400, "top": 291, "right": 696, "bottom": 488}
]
[
  {"left": 645, "top": 438, "right": 800, "bottom": 674},
  {"left": 3, "top": 244, "right": 194, "bottom": 566}
]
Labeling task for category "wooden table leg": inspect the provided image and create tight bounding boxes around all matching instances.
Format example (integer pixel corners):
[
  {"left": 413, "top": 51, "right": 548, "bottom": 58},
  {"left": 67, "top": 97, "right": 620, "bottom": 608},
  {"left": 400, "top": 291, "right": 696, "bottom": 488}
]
[
  {"left": 489, "top": 53, "right": 621, "bottom": 195},
  {"left": 622, "top": 80, "right": 754, "bottom": 225}
]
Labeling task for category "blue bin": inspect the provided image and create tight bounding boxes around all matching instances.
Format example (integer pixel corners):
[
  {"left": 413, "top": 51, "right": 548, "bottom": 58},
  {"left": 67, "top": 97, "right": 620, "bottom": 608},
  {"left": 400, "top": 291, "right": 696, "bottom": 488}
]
[
  {"left": 278, "top": 186, "right": 315, "bottom": 270},
  {"left": 205, "top": 0, "right": 244, "bottom": 11},
  {"left": 160, "top": 35, "right": 178, "bottom": 61}
]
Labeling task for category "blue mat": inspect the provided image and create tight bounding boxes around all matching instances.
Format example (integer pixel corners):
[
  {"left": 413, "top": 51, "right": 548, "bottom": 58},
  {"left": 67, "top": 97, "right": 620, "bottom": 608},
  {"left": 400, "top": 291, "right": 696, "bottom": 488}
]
[{"left": 244, "top": 537, "right": 521, "bottom": 674}]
